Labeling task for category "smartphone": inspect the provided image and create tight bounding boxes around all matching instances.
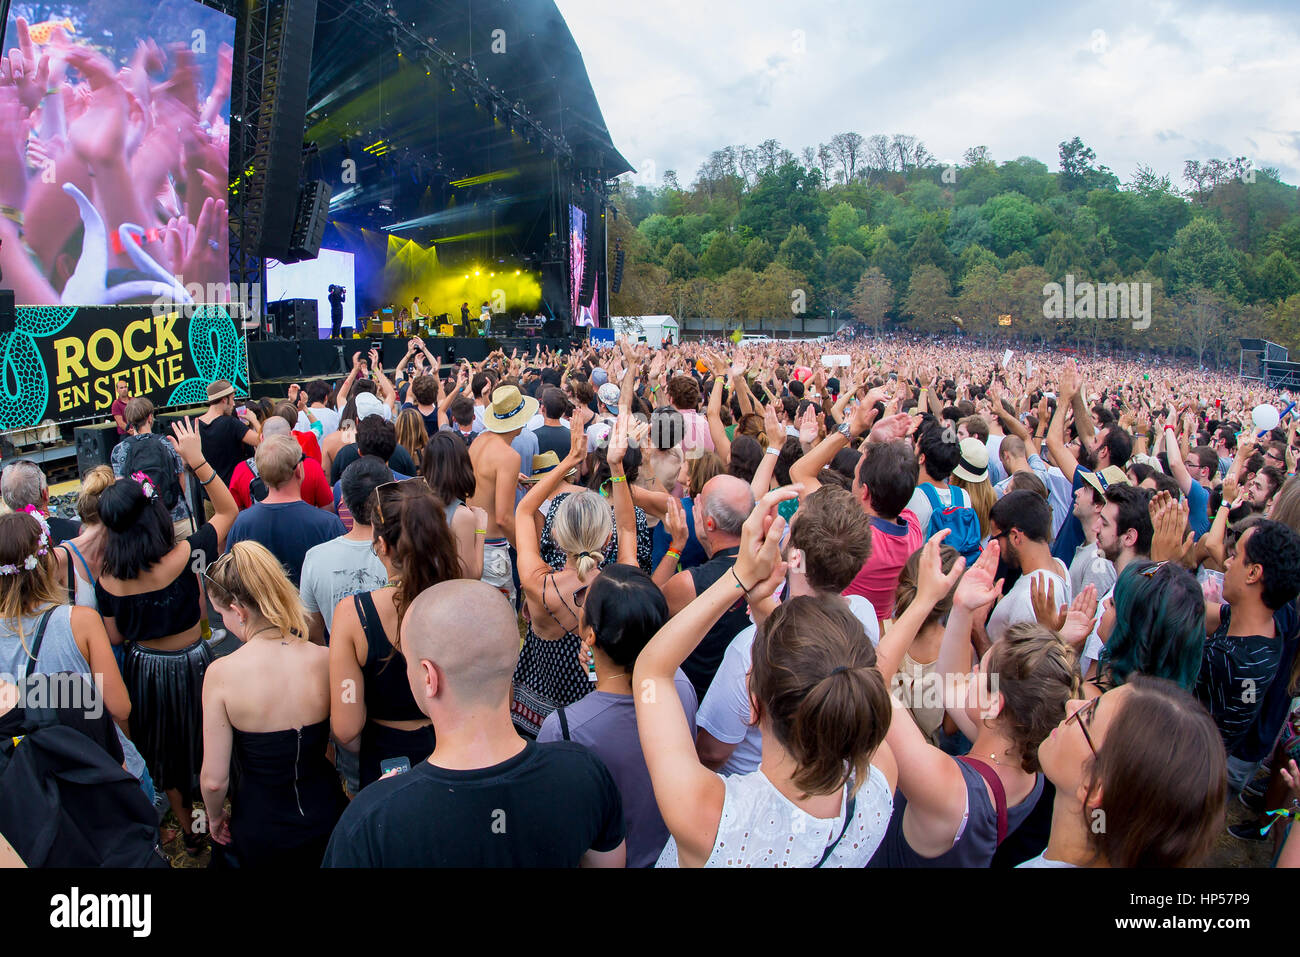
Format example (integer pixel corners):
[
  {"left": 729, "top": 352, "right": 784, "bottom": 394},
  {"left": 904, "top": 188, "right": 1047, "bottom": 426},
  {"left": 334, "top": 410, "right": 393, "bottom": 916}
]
[
  {"left": 236, "top": 405, "right": 247, "bottom": 417},
  {"left": 379, "top": 757, "right": 411, "bottom": 777}
]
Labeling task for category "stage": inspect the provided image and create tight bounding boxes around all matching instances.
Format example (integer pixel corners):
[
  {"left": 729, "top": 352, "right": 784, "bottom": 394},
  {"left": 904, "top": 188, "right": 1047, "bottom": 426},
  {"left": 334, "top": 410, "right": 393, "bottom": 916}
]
[{"left": 245, "top": 334, "right": 578, "bottom": 396}]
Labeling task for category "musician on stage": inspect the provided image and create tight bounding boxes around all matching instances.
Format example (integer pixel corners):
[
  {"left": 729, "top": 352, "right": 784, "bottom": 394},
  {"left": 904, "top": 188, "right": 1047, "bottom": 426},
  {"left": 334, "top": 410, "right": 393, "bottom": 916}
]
[
  {"left": 412, "top": 296, "right": 426, "bottom": 334},
  {"left": 480, "top": 301, "right": 492, "bottom": 337},
  {"left": 329, "top": 284, "right": 347, "bottom": 338}
]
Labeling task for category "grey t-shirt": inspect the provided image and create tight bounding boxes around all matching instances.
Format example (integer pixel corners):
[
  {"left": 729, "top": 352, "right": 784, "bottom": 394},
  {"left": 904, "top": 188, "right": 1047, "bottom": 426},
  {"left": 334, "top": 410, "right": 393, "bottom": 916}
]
[
  {"left": 299, "top": 536, "right": 389, "bottom": 637},
  {"left": 538, "top": 668, "right": 697, "bottom": 868}
]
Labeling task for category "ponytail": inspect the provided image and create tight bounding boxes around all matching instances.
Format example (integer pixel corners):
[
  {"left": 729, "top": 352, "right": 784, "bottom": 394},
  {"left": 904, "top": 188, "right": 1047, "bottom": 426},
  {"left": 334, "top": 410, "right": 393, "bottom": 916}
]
[{"left": 750, "top": 595, "right": 892, "bottom": 798}]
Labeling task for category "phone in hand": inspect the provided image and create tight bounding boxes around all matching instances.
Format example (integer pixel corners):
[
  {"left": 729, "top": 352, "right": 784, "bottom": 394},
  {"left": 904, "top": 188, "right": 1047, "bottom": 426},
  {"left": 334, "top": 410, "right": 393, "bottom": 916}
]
[
  {"left": 236, "top": 405, "right": 247, "bottom": 418},
  {"left": 379, "top": 757, "right": 411, "bottom": 777}
]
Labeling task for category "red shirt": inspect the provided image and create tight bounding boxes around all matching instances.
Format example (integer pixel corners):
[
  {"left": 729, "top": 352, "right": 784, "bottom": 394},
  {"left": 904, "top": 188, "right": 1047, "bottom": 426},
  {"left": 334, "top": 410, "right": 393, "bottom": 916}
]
[
  {"left": 293, "top": 429, "right": 322, "bottom": 463},
  {"left": 230, "top": 457, "right": 334, "bottom": 510},
  {"left": 842, "top": 508, "right": 923, "bottom": 625}
]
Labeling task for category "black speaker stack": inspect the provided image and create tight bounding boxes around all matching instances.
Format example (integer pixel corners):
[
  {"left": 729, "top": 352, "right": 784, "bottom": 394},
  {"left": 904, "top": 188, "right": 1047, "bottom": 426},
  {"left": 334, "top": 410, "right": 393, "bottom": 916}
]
[
  {"left": 267, "top": 298, "right": 320, "bottom": 339},
  {"left": 286, "top": 179, "right": 332, "bottom": 263},
  {"left": 73, "top": 423, "right": 119, "bottom": 479},
  {"left": 256, "top": 0, "right": 319, "bottom": 262}
]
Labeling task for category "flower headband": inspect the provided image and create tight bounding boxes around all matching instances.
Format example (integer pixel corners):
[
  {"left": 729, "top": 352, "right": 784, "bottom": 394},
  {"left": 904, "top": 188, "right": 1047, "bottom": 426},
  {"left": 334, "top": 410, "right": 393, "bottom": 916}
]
[
  {"left": 0, "top": 506, "right": 51, "bottom": 576},
  {"left": 131, "top": 471, "right": 157, "bottom": 501}
]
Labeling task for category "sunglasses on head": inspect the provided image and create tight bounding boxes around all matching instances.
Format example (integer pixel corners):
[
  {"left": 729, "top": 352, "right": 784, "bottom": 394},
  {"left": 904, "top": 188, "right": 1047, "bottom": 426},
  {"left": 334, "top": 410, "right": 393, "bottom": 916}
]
[{"left": 373, "top": 477, "right": 432, "bottom": 525}]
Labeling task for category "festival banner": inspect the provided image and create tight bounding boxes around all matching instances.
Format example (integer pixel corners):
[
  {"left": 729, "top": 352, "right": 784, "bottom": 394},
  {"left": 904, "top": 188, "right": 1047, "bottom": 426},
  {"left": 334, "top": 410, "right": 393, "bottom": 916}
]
[{"left": 0, "top": 305, "right": 249, "bottom": 431}]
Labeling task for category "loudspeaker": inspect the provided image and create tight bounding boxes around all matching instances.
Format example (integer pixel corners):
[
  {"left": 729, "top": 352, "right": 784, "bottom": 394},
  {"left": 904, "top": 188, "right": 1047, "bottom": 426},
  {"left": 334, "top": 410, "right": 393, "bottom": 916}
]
[
  {"left": 256, "top": 0, "right": 320, "bottom": 261},
  {"left": 612, "top": 247, "right": 625, "bottom": 295},
  {"left": 286, "top": 179, "right": 332, "bottom": 263},
  {"left": 74, "top": 423, "right": 118, "bottom": 479},
  {"left": 300, "top": 339, "right": 343, "bottom": 377},
  {"left": 268, "top": 298, "right": 319, "bottom": 339},
  {"left": 543, "top": 318, "right": 567, "bottom": 338},
  {"left": 0, "top": 289, "right": 14, "bottom": 332}
]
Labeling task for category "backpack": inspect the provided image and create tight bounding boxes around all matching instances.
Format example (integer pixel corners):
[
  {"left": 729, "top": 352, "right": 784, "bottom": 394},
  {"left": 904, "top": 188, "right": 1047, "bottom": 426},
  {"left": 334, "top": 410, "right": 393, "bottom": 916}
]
[
  {"left": 122, "top": 434, "right": 181, "bottom": 510},
  {"left": 0, "top": 708, "right": 168, "bottom": 868},
  {"left": 921, "top": 483, "right": 983, "bottom": 564},
  {"left": 245, "top": 456, "right": 268, "bottom": 503}
]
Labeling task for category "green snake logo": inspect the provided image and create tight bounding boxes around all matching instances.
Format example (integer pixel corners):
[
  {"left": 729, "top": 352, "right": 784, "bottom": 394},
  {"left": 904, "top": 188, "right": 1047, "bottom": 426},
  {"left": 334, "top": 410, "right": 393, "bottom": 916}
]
[{"left": 0, "top": 306, "right": 248, "bottom": 433}]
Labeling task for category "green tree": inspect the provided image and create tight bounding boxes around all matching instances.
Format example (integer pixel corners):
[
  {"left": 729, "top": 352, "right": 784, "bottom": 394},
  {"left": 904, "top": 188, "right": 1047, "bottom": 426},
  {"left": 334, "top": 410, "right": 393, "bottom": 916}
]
[
  {"left": 741, "top": 238, "right": 775, "bottom": 272},
  {"left": 1166, "top": 217, "right": 1240, "bottom": 297},
  {"left": 982, "top": 193, "right": 1041, "bottom": 256},
  {"left": 827, "top": 203, "right": 862, "bottom": 248},
  {"left": 664, "top": 243, "right": 698, "bottom": 280},
  {"left": 851, "top": 267, "right": 893, "bottom": 338},
  {"left": 906, "top": 224, "right": 955, "bottom": 275},
  {"left": 699, "top": 232, "right": 742, "bottom": 277},
  {"left": 904, "top": 265, "right": 954, "bottom": 333},
  {"left": 1256, "top": 251, "right": 1300, "bottom": 303},
  {"left": 825, "top": 245, "right": 869, "bottom": 316},
  {"left": 777, "top": 224, "right": 821, "bottom": 277},
  {"left": 957, "top": 261, "right": 1004, "bottom": 336}
]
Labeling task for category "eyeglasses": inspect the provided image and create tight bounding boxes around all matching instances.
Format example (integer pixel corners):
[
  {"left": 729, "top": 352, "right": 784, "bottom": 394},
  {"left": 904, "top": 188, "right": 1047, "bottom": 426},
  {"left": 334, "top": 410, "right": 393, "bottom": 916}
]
[
  {"left": 1138, "top": 560, "right": 1168, "bottom": 578},
  {"left": 1067, "top": 698, "right": 1099, "bottom": 757},
  {"left": 372, "top": 477, "right": 431, "bottom": 525},
  {"left": 572, "top": 585, "right": 588, "bottom": 608}
]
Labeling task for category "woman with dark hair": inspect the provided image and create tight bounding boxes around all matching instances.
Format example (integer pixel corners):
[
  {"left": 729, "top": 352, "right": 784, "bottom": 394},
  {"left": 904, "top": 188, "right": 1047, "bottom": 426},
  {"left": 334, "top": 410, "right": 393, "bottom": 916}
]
[
  {"left": 537, "top": 563, "right": 692, "bottom": 867},
  {"left": 329, "top": 478, "right": 461, "bottom": 787},
  {"left": 512, "top": 418, "right": 638, "bottom": 737},
  {"left": 200, "top": 542, "right": 346, "bottom": 867},
  {"left": 868, "top": 538, "right": 1079, "bottom": 868},
  {"left": 637, "top": 488, "right": 898, "bottom": 867},
  {"left": 420, "top": 431, "right": 487, "bottom": 580},
  {"left": 726, "top": 435, "right": 763, "bottom": 485},
  {"left": 95, "top": 418, "right": 239, "bottom": 854},
  {"left": 1026, "top": 674, "right": 1226, "bottom": 866},
  {"left": 1092, "top": 560, "right": 1205, "bottom": 693}
]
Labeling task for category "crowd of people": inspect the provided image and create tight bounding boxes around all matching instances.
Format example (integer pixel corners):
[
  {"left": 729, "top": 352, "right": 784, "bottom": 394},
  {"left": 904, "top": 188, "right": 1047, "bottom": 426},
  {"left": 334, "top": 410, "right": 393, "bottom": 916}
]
[{"left": 2, "top": 330, "right": 1300, "bottom": 869}]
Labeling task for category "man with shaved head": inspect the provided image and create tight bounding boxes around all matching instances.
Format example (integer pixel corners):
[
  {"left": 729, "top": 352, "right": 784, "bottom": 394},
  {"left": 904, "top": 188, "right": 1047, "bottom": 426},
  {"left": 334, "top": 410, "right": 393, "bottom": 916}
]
[
  {"left": 323, "top": 580, "right": 626, "bottom": 867},
  {"left": 661, "top": 474, "right": 756, "bottom": 700}
]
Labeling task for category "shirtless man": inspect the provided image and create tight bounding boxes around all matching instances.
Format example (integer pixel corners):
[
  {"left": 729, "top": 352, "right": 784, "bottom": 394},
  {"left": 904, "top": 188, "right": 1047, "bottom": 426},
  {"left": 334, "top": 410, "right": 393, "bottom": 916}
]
[{"left": 468, "top": 385, "right": 538, "bottom": 604}]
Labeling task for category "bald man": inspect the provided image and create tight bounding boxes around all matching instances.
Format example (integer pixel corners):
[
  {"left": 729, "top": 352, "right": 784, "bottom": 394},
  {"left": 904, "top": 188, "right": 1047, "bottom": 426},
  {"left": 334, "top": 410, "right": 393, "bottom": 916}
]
[
  {"left": 661, "top": 475, "right": 756, "bottom": 701},
  {"left": 323, "top": 580, "right": 626, "bottom": 867}
]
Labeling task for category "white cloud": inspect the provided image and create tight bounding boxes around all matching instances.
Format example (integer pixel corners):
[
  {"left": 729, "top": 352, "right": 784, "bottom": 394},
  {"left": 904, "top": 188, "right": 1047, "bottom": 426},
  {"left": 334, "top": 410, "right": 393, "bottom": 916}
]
[{"left": 556, "top": 0, "right": 1300, "bottom": 187}]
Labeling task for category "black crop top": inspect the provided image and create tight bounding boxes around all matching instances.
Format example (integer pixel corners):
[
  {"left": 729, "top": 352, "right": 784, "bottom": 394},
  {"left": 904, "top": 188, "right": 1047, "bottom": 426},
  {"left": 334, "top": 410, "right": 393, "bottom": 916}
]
[
  {"left": 95, "top": 524, "right": 216, "bottom": 643},
  {"left": 356, "top": 591, "right": 426, "bottom": 722}
]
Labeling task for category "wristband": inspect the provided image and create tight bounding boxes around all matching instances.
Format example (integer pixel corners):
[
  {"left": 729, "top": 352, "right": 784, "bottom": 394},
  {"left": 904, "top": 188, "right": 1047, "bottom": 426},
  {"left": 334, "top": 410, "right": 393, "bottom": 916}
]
[
  {"left": 475, "top": 529, "right": 487, "bottom": 535},
  {"left": 766, "top": 446, "right": 781, "bottom": 456},
  {"left": 609, "top": 475, "right": 626, "bottom": 484},
  {"left": 730, "top": 567, "right": 751, "bottom": 595},
  {"left": 200, "top": 472, "right": 218, "bottom": 487},
  {"left": 665, "top": 549, "right": 681, "bottom": 562}
]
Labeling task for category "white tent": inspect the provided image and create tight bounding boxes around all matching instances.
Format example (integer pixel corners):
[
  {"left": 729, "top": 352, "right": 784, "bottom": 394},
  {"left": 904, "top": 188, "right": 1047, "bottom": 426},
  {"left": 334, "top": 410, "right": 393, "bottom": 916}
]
[{"left": 611, "top": 315, "right": 679, "bottom": 349}]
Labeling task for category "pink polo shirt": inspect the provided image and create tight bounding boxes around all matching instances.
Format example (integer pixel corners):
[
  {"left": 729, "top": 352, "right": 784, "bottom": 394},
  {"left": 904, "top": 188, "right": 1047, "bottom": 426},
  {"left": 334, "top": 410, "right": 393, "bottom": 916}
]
[{"left": 842, "top": 508, "right": 923, "bottom": 625}]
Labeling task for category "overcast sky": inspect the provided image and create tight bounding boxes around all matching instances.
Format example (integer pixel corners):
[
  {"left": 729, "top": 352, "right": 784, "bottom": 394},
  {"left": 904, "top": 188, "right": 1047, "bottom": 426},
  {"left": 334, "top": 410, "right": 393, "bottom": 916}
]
[{"left": 555, "top": 0, "right": 1300, "bottom": 190}]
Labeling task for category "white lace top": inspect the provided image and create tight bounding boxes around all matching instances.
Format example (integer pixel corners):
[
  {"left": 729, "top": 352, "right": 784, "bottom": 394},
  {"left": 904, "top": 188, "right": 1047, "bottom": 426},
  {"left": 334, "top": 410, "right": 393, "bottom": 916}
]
[{"left": 656, "top": 764, "right": 893, "bottom": 867}]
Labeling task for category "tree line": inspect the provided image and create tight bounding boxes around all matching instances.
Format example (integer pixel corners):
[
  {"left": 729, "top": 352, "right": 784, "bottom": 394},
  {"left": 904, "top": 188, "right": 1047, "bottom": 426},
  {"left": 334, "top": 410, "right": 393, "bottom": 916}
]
[{"left": 606, "top": 133, "right": 1300, "bottom": 367}]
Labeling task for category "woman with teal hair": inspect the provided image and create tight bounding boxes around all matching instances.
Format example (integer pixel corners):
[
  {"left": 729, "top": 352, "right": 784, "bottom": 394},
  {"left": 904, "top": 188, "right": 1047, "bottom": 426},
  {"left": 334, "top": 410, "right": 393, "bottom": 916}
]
[{"left": 1093, "top": 560, "right": 1206, "bottom": 694}]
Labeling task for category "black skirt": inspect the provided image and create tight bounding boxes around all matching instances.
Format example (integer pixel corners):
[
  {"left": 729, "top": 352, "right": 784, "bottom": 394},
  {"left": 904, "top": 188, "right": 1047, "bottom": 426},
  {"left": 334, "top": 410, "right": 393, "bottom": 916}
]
[
  {"left": 358, "top": 721, "right": 436, "bottom": 789},
  {"left": 124, "top": 638, "right": 213, "bottom": 795}
]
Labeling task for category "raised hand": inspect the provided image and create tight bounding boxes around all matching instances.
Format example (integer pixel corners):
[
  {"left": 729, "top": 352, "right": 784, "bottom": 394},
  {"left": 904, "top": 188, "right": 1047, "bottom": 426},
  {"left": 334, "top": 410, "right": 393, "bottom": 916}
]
[
  {"left": 733, "top": 486, "right": 801, "bottom": 590},
  {"left": 1030, "top": 574, "right": 1066, "bottom": 632},
  {"left": 1057, "top": 584, "right": 1099, "bottom": 649},
  {"left": 662, "top": 495, "right": 689, "bottom": 550},
  {"left": 169, "top": 417, "right": 204, "bottom": 468},
  {"left": 953, "top": 539, "right": 1004, "bottom": 612},
  {"left": 915, "top": 530, "right": 966, "bottom": 608}
]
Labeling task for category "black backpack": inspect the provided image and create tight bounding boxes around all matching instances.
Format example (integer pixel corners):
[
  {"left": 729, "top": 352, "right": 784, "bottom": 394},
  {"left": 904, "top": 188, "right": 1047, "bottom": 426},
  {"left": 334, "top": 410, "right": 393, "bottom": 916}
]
[
  {"left": 0, "top": 711, "right": 168, "bottom": 867},
  {"left": 245, "top": 456, "right": 268, "bottom": 503},
  {"left": 121, "top": 434, "right": 181, "bottom": 510}
]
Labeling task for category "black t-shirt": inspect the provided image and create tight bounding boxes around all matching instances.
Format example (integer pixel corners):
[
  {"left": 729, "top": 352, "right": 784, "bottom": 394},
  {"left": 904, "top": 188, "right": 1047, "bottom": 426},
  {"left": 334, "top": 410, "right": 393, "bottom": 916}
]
[
  {"left": 1195, "top": 603, "right": 1285, "bottom": 753},
  {"left": 533, "top": 424, "right": 571, "bottom": 460},
  {"left": 402, "top": 403, "right": 440, "bottom": 438},
  {"left": 47, "top": 516, "right": 81, "bottom": 547},
  {"left": 199, "top": 413, "right": 252, "bottom": 486},
  {"left": 322, "top": 740, "right": 624, "bottom": 867},
  {"left": 683, "top": 546, "right": 748, "bottom": 702},
  {"left": 330, "top": 443, "right": 418, "bottom": 486}
]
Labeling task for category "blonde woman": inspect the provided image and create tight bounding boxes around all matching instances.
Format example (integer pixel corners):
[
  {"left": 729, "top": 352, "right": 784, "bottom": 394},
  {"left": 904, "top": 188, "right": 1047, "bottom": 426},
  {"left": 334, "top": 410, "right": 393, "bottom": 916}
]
[
  {"left": 512, "top": 415, "right": 638, "bottom": 737},
  {"left": 53, "top": 465, "right": 114, "bottom": 610},
  {"left": 200, "top": 542, "right": 346, "bottom": 868},
  {"left": 950, "top": 437, "right": 995, "bottom": 541},
  {"left": 393, "top": 407, "right": 428, "bottom": 465}
]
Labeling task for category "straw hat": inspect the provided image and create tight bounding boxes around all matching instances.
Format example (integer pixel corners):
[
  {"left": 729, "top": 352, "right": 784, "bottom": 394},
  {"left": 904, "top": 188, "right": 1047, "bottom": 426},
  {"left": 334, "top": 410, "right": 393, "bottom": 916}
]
[
  {"left": 483, "top": 385, "right": 539, "bottom": 433},
  {"left": 520, "top": 451, "right": 578, "bottom": 485}
]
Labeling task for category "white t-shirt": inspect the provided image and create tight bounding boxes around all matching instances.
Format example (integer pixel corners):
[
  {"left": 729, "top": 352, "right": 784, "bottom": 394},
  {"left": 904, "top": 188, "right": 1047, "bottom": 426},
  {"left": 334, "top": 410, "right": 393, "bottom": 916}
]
[
  {"left": 986, "top": 561, "right": 1071, "bottom": 644},
  {"left": 298, "top": 405, "right": 341, "bottom": 438},
  {"left": 905, "top": 482, "right": 969, "bottom": 534},
  {"left": 299, "top": 536, "right": 390, "bottom": 635},
  {"left": 696, "top": 594, "right": 880, "bottom": 778}
]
